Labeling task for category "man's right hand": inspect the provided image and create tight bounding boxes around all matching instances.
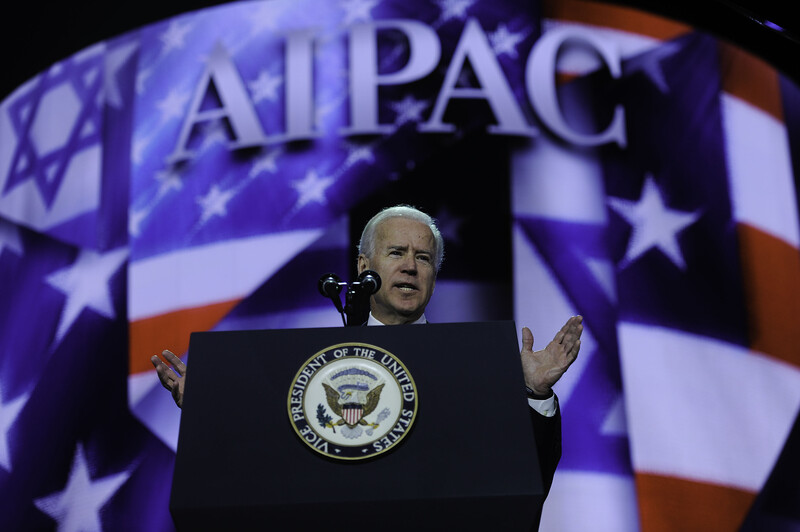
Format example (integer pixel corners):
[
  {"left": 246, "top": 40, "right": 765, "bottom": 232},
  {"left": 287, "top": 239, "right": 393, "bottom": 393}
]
[{"left": 151, "top": 349, "right": 186, "bottom": 408}]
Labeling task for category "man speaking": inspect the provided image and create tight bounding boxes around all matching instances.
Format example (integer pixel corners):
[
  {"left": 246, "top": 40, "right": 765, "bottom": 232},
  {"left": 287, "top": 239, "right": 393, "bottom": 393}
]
[{"left": 151, "top": 204, "right": 583, "bottom": 527}]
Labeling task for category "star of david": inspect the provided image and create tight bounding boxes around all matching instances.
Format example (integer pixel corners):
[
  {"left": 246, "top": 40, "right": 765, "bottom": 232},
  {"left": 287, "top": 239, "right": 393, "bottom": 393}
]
[{"left": 3, "top": 52, "right": 104, "bottom": 209}]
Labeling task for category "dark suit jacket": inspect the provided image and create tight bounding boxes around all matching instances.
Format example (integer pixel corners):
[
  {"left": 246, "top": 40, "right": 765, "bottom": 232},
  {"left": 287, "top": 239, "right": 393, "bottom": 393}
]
[{"left": 529, "top": 395, "right": 562, "bottom": 530}]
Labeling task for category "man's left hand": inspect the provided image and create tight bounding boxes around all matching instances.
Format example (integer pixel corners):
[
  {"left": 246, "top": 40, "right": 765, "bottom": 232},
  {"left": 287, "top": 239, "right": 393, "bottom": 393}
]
[
  {"left": 521, "top": 315, "right": 583, "bottom": 397},
  {"left": 151, "top": 349, "right": 186, "bottom": 408}
]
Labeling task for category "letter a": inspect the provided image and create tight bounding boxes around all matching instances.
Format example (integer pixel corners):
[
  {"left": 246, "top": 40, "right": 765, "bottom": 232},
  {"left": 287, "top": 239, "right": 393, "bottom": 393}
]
[
  {"left": 168, "top": 42, "right": 267, "bottom": 163},
  {"left": 420, "top": 18, "right": 537, "bottom": 136}
]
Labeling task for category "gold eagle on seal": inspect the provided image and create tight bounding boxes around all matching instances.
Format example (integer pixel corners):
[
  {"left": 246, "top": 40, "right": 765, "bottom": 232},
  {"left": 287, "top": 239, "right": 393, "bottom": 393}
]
[{"left": 322, "top": 382, "right": 385, "bottom": 429}]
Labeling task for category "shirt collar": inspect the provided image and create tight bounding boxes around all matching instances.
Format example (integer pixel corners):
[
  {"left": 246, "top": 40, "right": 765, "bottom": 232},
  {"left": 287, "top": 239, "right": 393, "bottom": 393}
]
[{"left": 367, "top": 312, "right": 427, "bottom": 326}]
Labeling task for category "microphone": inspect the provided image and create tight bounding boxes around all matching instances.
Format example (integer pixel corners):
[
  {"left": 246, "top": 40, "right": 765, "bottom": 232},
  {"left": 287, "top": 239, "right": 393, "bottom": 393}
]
[
  {"left": 318, "top": 271, "right": 381, "bottom": 326},
  {"left": 318, "top": 272, "right": 342, "bottom": 299},
  {"left": 355, "top": 269, "right": 381, "bottom": 295},
  {"left": 318, "top": 273, "right": 345, "bottom": 318}
]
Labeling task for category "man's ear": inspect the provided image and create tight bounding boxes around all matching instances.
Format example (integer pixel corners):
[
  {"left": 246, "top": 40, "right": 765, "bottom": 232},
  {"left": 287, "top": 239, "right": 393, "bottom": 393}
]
[{"left": 357, "top": 254, "right": 368, "bottom": 274}]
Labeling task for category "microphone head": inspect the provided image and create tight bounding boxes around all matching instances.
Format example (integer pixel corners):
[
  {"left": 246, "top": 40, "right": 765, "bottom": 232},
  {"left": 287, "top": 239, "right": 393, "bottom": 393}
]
[
  {"left": 357, "top": 270, "right": 381, "bottom": 295},
  {"left": 318, "top": 273, "right": 342, "bottom": 297}
]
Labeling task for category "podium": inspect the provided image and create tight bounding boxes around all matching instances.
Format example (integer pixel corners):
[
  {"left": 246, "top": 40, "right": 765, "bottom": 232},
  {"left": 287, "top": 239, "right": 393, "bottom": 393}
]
[{"left": 170, "top": 322, "right": 545, "bottom": 530}]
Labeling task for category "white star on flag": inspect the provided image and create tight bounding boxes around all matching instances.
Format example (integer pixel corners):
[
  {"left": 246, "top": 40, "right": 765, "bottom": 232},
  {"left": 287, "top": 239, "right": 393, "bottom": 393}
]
[
  {"left": 135, "top": 66, "right": 153, "bottom": 95},
  {"left": 435, "top": 0, "right": 475, "bottom": 24},
  {"left": 249, "top": 2, "right": 283, "bottom": 35},
  {"left": 155, "top": 168, "right": 183, "bottom": 197},
  {"left": 0, "top": 220, "right": 24, "bottom": 256},
  {"left": 344, "top": 143, "right": 375, "bottom": 166},
  {"left": 608, "top": 175, "right": 701, "bottom": 270},
  {"left": 46, "top": 248, "right": 129, "bottom": 344},
  {"left": 0, "top": 384, "right": 29, "bottom": 471},
  {"left": 197, "top": 120, "right": 230, "bottom": 152},
  {"left": 249, "top": 148, "right": 283, "bottom": 178},
  {"left": 159, "top": 20, "right": 193, "bottom": 55},
  {"left": 624, "top": 41, "right": 682, "bottom": 93},
  {"left": 341, "top": 0, "right": 380, "bottom": 24},
  {"left": 292, "top": 169, "right": 335, "bottom": 210},
  {"left": 489, "top": 23, "right": 527, "bottom": 58},
  {"left": 390, "top": 95, "right": 429, "bottom": 125},
  {"left": 315, "top": 96, "right": 344, "bottom": 128},
  {"left": 156, "top": 88, "right": 191, "bottom": 125},
  {"left": 197, "top": 184, "right": 237, "bottom": 224},
  {"left": 34, "top": 444, "right": 131, "bottom": 532},
  {"left": 248, "top": 70, "right": 284, "bottom": 103}
]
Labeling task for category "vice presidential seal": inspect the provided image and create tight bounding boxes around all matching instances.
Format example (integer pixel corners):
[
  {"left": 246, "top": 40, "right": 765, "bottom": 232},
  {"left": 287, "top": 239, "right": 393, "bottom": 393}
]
[{"left": 287, "top": 342, "right": 418, "bottom": 460}]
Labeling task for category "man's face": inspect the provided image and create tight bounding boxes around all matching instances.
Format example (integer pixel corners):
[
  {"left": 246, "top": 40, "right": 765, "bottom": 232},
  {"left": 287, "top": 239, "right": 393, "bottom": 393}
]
[{"left": 358, "top": 217, "right": 437, "bottom": 325}]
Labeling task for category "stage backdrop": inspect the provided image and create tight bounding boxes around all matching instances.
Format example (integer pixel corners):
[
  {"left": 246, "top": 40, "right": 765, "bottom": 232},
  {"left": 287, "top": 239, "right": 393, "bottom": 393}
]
[{"left": 1, "top": 0, "right": 799, "bottom": 530}]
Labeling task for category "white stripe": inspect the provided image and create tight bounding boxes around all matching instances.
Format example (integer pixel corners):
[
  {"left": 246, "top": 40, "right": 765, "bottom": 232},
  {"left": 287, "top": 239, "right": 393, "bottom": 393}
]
[
  {"left": 541, "top": 470, "right": 639, "bottom": 532},
  {"left": 129, "top": 229, "right": 323, "bottom": 320},
  {"left": 512, "top": 225, "right": 596, "bottom": 406},
  {"left": 128, "top": 370, "right": 182, "bottom": 451},
  {"left": 130, "top": 303, "right": 343, "bottom": 451},
  {"left": 722, "top": 93, "right": 800, "bottom": 247},
  {"left": 619, "top": 322, "right": 800, "bottom": 491},
  {"left": 511, "top": 138, "right": 607, "bottom": 223}
]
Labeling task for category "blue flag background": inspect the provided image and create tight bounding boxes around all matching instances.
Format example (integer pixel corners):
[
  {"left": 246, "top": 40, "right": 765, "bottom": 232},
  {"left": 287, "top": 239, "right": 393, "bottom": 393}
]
[{"left": 1, "top": 1, "right": 799, "bottom": 530}]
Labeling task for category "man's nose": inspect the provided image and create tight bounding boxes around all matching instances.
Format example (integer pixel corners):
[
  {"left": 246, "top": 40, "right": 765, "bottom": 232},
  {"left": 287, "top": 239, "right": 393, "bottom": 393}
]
[{"left": 400, "top": 254, "right": 417, "bottom": 274}]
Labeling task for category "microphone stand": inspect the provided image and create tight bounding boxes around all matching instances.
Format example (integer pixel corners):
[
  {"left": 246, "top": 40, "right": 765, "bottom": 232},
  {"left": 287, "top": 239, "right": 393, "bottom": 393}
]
[
  {"left": 318, "top": 271, "right": 380, "bottom": 327},
  {"left": 318, "top": 273, "right": 347, "bottom": 326},
  {"left": 343, "top": 285, "right": 369, "bottom": 326}
]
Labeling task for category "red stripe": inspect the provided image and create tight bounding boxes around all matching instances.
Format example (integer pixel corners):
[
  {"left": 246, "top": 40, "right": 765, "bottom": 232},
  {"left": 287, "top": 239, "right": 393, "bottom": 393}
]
[
  {"left": 542, "top": 0, "right": 691, "bottom": 40},
  {"left": 128, "top": 299, "right": 242, "bottom": 375},
  {"left": 719, "top": 42, "right": 784, "bottom": 122},
  {"left": 636, "top": 473, "right": 755, "bottom": 531},
  {"left": 737, "top": 224, "right": 800, "bottom": 368}
]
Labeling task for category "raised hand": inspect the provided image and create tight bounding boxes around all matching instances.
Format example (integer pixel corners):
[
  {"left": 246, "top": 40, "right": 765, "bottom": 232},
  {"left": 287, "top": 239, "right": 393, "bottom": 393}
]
[
  {"left": 150, "top": 349, "right": 186, "bottom": 408},
  {"left": 520, "top": 316, "right": 583, "bottom": 397}
]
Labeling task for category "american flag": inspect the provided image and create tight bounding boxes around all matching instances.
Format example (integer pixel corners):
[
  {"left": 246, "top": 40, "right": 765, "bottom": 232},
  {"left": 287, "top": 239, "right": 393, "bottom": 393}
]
[
  {"left": 1, "top": 0, "right": 798, "bottom": 530},
  {"left": 515, "top": 1, "right": 800, "bottom": 530}
]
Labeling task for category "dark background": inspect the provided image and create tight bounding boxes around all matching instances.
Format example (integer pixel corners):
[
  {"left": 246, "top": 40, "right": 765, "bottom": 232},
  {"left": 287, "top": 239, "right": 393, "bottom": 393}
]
[{"left": 1, "top": 0, "right": 799, "bottom": 100}]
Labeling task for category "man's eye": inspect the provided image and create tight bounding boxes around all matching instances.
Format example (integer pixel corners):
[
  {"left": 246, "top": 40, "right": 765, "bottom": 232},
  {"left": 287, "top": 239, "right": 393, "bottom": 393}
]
[{"left": 417, "top": 255, "right": 430, "bottom": 262}]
